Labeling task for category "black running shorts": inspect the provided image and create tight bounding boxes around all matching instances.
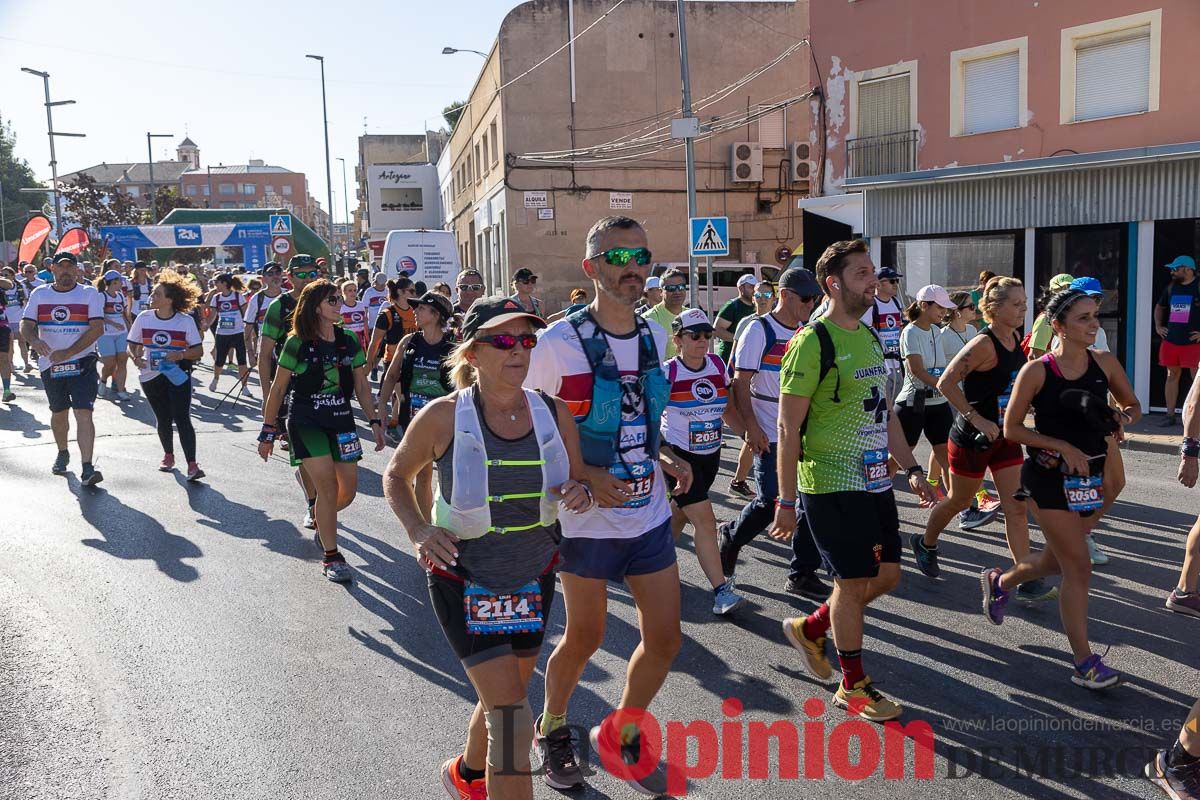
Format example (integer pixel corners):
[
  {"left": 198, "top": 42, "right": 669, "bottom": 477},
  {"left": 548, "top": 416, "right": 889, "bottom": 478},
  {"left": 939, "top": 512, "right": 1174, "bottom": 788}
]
[
  {"left": 428, "top": 570, "right": 557, "bottom": 668},
  {"left": 802, "top": 489, "right": 901, "bottom": 579}
]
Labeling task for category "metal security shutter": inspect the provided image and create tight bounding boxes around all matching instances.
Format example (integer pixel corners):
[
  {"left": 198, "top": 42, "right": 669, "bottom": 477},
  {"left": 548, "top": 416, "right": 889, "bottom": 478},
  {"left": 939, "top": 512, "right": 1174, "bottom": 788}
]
[
  {"left": 758, "top": 107, "right": 785, "bottom": 149},
  {"left": 963, "top": 51, "right": 1019, "bottom": 134},
  {"left": 1074, "top": 26, "right": 1151, "bottom": 121},
  {"left": 857, "top": 74, "right": 910, "bottom": 138}
]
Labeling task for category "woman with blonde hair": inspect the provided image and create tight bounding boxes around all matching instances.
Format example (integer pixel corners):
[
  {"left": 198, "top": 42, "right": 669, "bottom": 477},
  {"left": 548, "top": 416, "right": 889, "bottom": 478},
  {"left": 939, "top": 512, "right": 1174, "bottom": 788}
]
[
  {"left": 384, "top": 297, "right": 591, "bottom": 800},
  {"left": 911, "top": 277, "right": 1057, "bottom": 602}
]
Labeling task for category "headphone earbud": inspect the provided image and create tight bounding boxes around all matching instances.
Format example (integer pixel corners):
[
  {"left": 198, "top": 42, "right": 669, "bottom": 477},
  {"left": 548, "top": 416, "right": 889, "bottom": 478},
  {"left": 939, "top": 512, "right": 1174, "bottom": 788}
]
[{"left": 832, "top": 282, "right": 840, "bottom": 290}]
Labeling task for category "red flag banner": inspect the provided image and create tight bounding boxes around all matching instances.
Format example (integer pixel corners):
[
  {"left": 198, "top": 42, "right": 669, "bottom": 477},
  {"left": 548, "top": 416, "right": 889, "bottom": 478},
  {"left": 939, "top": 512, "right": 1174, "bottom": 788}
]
[
  {"left": 18, "top": 215, "right": 52, "bottom": 264},
  {"left": 57, "top": 226, "right": 90, "bottom": 256}
]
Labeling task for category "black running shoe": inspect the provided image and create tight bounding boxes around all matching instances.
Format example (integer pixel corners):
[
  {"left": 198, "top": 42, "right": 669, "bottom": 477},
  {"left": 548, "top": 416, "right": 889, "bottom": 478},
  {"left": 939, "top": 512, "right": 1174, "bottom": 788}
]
[
  {"left": 52, "top": 450, "right": 69, "bottom": 475},
  {"left": 535, "top": 716, "right": 583, "bottom": 790},
  {"left": 784, "top": 571, "right": 832, "bottom": 601},
  {"left": 909, "top": 533, "right": 940, "bottom": 578},
  {"left": 589, "top": 726, "right": 667, "bottom": 798},
  {"left": 80, "top": 465, "right": 103, "bottom": 486},
  {"left": 729, "top": 479, "right": 755, "bottom": 498}
]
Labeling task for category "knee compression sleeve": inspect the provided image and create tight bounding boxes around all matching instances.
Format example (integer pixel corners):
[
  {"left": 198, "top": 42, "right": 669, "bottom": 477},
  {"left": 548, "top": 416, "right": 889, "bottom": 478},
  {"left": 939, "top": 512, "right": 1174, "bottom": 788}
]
[{"left": 483, "top": 697, "right": 534, "bottom": 773}]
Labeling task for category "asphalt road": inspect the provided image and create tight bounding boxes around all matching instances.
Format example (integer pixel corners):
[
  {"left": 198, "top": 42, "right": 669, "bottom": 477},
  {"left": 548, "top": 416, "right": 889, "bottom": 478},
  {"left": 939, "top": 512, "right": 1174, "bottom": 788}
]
[{"left": 2, "top": 362, "right": 1197, "bottom": 800}]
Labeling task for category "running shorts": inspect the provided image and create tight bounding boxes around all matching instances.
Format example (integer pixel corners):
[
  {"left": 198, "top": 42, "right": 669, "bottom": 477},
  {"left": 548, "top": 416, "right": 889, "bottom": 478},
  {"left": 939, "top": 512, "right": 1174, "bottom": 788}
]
[
  {"left": 802, "top": 489, "right": 901, "bottom": 580},
  {"left": 947, "top": 436, "right": 1023, "bottom": 480},
  {"left": 97, "top": 332, "right": 126, "bottom": 359},
  {"left": 1159, "top": 341, "right": 1200, "bottom": 370},
  {"left": 428, "top": 569, "right": 557, "bottom": 667},
  {"left": 42, "top": 355, "right": 99, "bottom": 413},
  {"left": 664, "top": 448, "right": 721, "bottom": 508},
  {"left": 214, "top": 333, "right": 247, "bottom": 367},
  {"left": 285, "top": 422, "right": 363, "bottom": 468},
  {"left": 896, "top": 401, "right": 953, "bottom": 448},
  {"left": 1019, "top": 457, "right": 1106, "bottom": 516},
  {"left": 558, "top": 518, "right": 676, "bottom": 582}
]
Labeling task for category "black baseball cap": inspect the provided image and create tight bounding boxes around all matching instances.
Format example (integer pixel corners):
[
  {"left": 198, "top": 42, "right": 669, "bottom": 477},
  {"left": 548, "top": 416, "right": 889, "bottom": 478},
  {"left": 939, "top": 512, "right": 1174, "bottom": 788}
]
[
  {"left": 461, "top": 296, "right": 547, "bottom": 340},
  {"left": 134, "top": 260, "right": 148, "bottom": 270},
  {"left": 53, "top": 252, "right": 78, "bottom": 265},
  {"left": 877, "top": 266, "right": 902, "bottom": 280},
  {"left": 513, "top": 268, "right": 536, "bottom": 281},
  {"left": 778, "top": 267, "right": 821, "bottom": 297},
  {"left": 262, "top": 261, "right": 282, "bottom": 274},
  {"left": 414, "top": 291, "right": 454, "bottom": 320},
  {"left": 289, "top": 254, "right": 316, "bottom": 271}
]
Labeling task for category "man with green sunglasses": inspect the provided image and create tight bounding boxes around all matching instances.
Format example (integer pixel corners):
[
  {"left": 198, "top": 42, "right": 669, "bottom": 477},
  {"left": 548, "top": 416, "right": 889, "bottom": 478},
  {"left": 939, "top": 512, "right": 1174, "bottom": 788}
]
[
  {"left": 640, "top": 267, "right": 689, "bottom": 359},
  {"left": 257, "top": 253, "right": 324, "bottom": 529}
]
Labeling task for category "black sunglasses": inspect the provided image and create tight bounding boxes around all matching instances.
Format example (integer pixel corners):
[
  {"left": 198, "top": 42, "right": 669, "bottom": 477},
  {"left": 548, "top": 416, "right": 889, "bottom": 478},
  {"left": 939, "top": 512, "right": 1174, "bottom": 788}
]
[
  {"left": 958, "top": 303, "right": 976, "bottom": 311},
  {"left": 475, "top": 333, "right": 538, "bottom": 351},
  {"left": 681, "top": 331, "right": 713, "bottom": 341},
  {"left": 587, "top": 247, "right": 652, "bottom": 267},
  {"left": 663, "top": 283, "right": 688, "bottom": 292},
  {"left": 517, "top": 276, "right": 537, "bottom": 284}
]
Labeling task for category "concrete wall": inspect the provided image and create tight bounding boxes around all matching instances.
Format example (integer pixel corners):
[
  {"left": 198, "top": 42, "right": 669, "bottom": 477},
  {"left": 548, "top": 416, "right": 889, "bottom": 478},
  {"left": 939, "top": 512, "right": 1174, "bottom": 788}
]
[
  {"left": 448, "top": 0, "right": 809, "bottom": 311},
  {"left": 812, "top": 0, "right": 1200, "bottom": 191}
]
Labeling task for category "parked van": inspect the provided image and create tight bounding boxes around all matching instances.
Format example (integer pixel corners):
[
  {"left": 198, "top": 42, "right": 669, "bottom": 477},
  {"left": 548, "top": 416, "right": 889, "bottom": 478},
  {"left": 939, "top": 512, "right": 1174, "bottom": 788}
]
[
  {"left": 650, "top": 262, "right": 782, "bottom": 313},
  {"left": 380, "top": 229, "right": 460, "bottom": 286}
]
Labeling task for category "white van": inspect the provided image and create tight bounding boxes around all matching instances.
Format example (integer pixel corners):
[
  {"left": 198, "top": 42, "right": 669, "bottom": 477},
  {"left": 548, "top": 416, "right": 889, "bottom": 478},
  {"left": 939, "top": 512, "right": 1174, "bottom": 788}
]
[
  {"left": 650, "top": 262, "right": 782, "bottom": 312},
  {"left": 381, "top": 229, "right": 460, "bottom": 286}
]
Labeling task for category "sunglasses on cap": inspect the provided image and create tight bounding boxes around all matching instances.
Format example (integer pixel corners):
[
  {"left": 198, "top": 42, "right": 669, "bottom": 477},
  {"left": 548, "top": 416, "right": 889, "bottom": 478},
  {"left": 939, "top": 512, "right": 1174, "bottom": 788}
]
[
  {"left": 292, "top": 269, "right": 320, "bottom": 279},
  {"left": 475, "top": 333, "right": 539, "bottom": 351},
  {"left": 587, "top": 246, "right": 652, "bottom": 267},
  {"left": 457, "top": 283, "right": 484, "bottom": 291}
]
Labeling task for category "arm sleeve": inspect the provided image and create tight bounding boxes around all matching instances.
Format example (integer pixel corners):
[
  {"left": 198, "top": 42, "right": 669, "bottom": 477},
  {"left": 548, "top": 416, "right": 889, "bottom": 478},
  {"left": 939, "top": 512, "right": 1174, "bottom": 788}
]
[
  {"left": 778, "top": 327, "right": 822, "bottom": 399},
  {"left": 899, "top": 324, "right": 917, "bottom": 358},
  {"left": 260, "top": 300, "right": 285, "bottom": 341},
  {"left": 373, "top": 310, "right": 389, "bottom": 331},
  {"left": 184, "top": 316, "right": 202, "bottom": 347},
  {"left": 243, "top": 296, "right": 258, "bottom": 324},
  {"left": 277, "top": 335, "right": 302, "bottom": 372},
  {"left": 1158, "top": 285, "right": 1172, "bottom": 307},
  {"left": 733, "top": 320, "right": 766, "bottom": 373},
  {"left": 127, "top": 313, "right": 143, "bottom": 345},
  {"left": 716, "top": 300, "right": 736, "bottom": 323},
  {"left": 88, "top": 288, "right": 104, "bottom": 319},
  {"left": 20, "top": 287, "right": 39, "bottom": 323},
  {"left": 1029, "top": 315, "right": 1054, "bottom": 351}
]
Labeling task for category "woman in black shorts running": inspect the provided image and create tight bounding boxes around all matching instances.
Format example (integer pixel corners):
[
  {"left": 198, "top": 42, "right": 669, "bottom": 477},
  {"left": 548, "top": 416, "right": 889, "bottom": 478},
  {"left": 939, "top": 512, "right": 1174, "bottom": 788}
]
[
  {"left": 912, "top": 277, "right": 1056, "bottom": 600},
  {"left": 383, "top": 297, "right": 591, "bottom": 799},
  {"left": 257, "top": 279, "right": 384, "bottom": 583},
  {"left": 982, "top": 287, "right": 1139, "bottom": 689},
  {"left": 202, "top": 272, "right": 252, "bottom": 396}
]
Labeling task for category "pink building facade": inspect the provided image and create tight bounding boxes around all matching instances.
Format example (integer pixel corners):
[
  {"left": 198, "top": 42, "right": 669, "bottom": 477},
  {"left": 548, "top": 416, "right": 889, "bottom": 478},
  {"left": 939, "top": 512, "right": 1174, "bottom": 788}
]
[{"left": 804, "top": 1, "right": 1200, "bottom": 409}]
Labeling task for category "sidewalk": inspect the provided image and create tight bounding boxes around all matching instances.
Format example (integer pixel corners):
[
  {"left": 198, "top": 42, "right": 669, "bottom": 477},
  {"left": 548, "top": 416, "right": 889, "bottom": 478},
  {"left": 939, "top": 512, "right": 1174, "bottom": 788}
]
[{"left": 1123, "top": 413, "right": 1182, "bottom": 455}]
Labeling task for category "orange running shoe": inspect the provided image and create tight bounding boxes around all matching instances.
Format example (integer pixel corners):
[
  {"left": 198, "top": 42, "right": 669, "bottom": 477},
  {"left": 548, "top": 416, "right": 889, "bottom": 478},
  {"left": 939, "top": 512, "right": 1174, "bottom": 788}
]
[{"left": 440, "top": 755, "right": 487, "bottom": 800}]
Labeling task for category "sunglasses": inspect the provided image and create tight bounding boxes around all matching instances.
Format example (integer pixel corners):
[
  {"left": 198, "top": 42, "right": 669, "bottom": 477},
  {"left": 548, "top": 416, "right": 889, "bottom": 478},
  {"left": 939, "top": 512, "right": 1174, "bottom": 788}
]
[
  {"left": 663, "top": 283, "right": 687, "bottom": 292},
  {"left": 292, "top": 270, "right": 319, "bottom": 279},
  {"left": 958, "top": 303, "right": 976, "bottom": 311},
  {"left": 517, "top": 276, "right": 537, "bottom": 284},
  {"left": 475, "top": 333, "right": 538, "bottom": 351},
  {"left": 753, "top": 291, "right": 774, "bottom": 299},
  {"left": 880, "top": 278, "right": 899, "bottom": 285},
  {"left": 457, "top": 283, "right": 484, "bottom": 292},
  {"left": 588, "top": 247, "right": 652, "bottom": 267},
  {"left": 681, "top": 331, "right": 713, "bottom": 341}
]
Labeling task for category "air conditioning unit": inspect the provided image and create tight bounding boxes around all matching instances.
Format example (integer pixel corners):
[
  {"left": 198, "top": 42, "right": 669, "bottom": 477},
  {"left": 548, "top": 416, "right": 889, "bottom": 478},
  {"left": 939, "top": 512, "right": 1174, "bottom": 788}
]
[
  {"left": 788, "top": 141, "right": 813, "bottom": 183},
  {"left": 730, "top": 142, "right": 763, "bottom": 183}
]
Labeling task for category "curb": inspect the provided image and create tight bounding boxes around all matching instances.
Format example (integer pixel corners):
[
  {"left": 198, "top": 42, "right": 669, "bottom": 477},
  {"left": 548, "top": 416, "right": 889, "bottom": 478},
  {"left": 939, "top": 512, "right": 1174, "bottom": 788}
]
[{"left": 1122, "top": 435, "right": 1177, "bottom": 457}]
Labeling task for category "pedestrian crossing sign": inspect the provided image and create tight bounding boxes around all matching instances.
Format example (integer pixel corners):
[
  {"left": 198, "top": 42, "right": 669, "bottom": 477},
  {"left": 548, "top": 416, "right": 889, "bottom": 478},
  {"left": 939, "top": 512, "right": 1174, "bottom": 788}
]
[
  {"left": 269, "top": 214, "right": 293, "bottom": 236},
  {"left": 690, "top": 216, "right": 729, "bottom": 257}
]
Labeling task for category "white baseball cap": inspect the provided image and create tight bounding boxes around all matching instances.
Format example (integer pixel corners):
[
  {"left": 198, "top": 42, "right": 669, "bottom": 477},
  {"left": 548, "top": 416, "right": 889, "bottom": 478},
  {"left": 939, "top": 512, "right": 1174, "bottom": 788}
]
[
  {"left": 736, "top": 274, "right": 759, "bottom": 287},
  {"left": 671, "top": 307, "right": 715, "bottom": 333},
  {"left": 644, "top": 276, "right": 661, "bottom": 290},
  {"left": 916, "top": 284, "right": 956, "bottom": 309}
]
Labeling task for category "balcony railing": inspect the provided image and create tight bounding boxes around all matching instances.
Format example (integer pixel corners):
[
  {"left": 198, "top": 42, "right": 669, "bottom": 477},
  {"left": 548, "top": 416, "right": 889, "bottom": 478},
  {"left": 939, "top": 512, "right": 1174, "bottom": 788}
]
[{"left": 846, "top": 130, "right": 919, "bottom": 179}]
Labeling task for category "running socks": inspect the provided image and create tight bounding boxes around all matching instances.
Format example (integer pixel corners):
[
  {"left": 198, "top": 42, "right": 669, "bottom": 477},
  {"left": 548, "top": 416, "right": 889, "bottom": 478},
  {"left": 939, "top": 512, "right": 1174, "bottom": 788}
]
[
  {"left": 323, "top": 548, "right": 345, "bottom": 564},
  {"left": 458, "top": 759, "right": 486, "bottom": 783},
  {"left": 1170, "top": 740, "right": 1200, "bottom": 768},
  {"left": 803, "top": 603, "right": 832, "bottom": 640},
  {"left": 836, "top": 648, "right": 865, "bottom": 689},
  {"left": 540, "top": 712, "right": 567, "bottom": 736}
]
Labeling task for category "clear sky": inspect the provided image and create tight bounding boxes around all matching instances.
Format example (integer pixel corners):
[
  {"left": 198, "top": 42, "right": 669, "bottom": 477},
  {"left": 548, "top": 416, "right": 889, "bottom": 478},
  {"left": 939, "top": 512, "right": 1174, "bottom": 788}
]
[{"left": 0, "top": 0, "right": 521, "bottom": 223}]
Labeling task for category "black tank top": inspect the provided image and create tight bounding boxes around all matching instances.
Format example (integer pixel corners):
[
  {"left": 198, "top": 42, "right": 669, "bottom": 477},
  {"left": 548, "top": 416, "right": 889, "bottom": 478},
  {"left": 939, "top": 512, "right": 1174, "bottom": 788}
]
[
  {"left": 950, "top": 327, "right": 1024, "bottom": 445},
  {"left": 1030, "top": 351, "right": 1110, "bottom": 460}
]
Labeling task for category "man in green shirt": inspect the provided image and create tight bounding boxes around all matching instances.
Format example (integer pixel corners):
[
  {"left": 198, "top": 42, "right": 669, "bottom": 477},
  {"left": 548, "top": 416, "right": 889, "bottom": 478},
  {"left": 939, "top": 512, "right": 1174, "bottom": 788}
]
[
  {"left": 713, "top": 274, "right": 758, "bottom": 362},
  {"left": 769, "top": 239, "right": 934, "bottom": 724},
  {"left": 257, "top": 253, "right": 322, "bottom": 527},
  {"left": 640, "top": 267, "right": 688, "bottom": 359}
]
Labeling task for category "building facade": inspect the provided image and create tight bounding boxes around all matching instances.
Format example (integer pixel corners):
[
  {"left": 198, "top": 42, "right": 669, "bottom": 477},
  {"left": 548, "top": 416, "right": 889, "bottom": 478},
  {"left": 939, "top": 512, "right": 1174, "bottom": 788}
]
[
  {"left": 441, "top": 0, "right": 812, "bottom": 311},
  {"left": 808, "top": 0, "right": 1200, "bottom": 409}
]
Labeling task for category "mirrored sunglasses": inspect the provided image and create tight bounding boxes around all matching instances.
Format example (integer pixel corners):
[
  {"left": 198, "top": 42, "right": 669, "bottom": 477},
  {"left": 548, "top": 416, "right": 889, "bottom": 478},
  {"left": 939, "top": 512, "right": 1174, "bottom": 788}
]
[
  {"left": 475, "top": 333, "right": 538, "bottom": 351},
  {"left": 587, "top": 247, "right": 652, "bottom": 267}
]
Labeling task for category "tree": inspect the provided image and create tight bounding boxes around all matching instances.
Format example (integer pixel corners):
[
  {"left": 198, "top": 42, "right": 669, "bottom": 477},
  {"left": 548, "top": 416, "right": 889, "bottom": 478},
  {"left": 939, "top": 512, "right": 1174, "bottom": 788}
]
[
  {"left": 0, "top": 117, "right": 43, "bottom": 245},
  {"left": 150, "top": 186, "right": 193, "bottom": 222},
  {"left": 442, "top": 101, "right": 467, "bottom": 130},
  {"left": 61, "top": 173, "right": 142, "bottom": 231}
]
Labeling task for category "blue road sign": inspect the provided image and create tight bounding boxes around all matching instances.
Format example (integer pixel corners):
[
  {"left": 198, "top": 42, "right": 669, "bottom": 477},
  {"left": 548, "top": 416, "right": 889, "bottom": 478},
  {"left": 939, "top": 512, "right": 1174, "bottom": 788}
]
[
  {"left": 690, "top": 216, "right": 729, "bottom": 257},
  {"left": 269, "top": 214, "right": 293, "bottom": 236}
]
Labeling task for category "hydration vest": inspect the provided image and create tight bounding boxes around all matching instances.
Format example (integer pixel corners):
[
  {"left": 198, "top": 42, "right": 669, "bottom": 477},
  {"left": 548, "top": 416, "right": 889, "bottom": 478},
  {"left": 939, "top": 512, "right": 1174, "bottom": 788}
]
[
  {"left": 564, "top": 308, "right": 670, "bottom": 469},
  {"left": 432, "top": 385, "right": 570, "bottom": 540}
]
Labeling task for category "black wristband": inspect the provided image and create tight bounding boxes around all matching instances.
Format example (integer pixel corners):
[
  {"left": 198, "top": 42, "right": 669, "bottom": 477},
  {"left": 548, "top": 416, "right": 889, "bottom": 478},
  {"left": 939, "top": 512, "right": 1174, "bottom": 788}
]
[
  {"left": 905, "top": 465, "right": 925, "bottom": 478},
  {"left": 258, "top": 425, "right": 277, "bottom": 443},
  {"left": 1182, "top": 436, "right": 1200, "bottom": 458}
]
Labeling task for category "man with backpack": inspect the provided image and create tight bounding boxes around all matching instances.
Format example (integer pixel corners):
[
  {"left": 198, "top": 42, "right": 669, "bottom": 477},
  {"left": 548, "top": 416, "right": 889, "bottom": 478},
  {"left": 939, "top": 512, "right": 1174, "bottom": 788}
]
[
  {"left": 719, "top": 267, "right": 827, "bottom": 599},
  {"left": 772, "top": 240, "right": 936, "bottom": 722}
]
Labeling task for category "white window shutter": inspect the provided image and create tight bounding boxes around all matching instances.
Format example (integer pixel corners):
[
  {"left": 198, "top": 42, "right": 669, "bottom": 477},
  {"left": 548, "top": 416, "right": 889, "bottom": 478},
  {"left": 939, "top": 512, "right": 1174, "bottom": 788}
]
[
  {"left": 758, "top": 107, "right": 785, "bottom": 149},
  {"left": 857, "top": 74, "right": 910, "bottom": 138},
  {"left": 1074, "top": 27, "right": 1151, "bottom": 121},
  {"left": 963, "top": 51, "right": 1020, "bottom": 134}
]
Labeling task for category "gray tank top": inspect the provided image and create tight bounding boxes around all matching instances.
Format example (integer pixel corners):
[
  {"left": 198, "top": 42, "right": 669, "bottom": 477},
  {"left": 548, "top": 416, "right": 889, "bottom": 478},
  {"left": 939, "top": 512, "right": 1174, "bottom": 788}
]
[{"left": 435, "top": 390, "right": 561, "bottom": 594}]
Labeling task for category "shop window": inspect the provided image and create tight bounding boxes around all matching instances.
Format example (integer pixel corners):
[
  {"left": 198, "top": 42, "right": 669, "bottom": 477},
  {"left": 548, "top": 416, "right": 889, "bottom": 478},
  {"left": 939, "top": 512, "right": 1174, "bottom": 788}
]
[{"left": 886, "top": 232, "right": 1021, "bottom": 297}]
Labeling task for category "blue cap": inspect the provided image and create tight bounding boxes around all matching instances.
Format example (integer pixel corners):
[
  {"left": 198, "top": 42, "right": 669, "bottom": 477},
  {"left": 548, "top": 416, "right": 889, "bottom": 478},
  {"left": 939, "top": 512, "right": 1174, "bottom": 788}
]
[
  {"left": 1166, "top": 255, "right": 1196, "bottom": 271},
  {"left": 1069, "top": 276, "right": 1103, "bottom": 296}
]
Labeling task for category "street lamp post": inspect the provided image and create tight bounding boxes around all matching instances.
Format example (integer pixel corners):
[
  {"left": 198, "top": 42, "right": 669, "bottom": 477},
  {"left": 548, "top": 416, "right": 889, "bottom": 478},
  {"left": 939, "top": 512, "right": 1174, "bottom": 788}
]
[
  {"left": 441, "top": 47, "right": 488, "bottom": 58},
  {"left": 146, "top": 132, "right": 174, "bottom": 223},
  {"left": 335, "top": 156, "right": 350, "bottom": 254},
  {"left": 306, "top": 54, "right": 336, "bottom": 262},
  {"left": 20, "top": 68, "right": 84, "bottom": 239}
]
